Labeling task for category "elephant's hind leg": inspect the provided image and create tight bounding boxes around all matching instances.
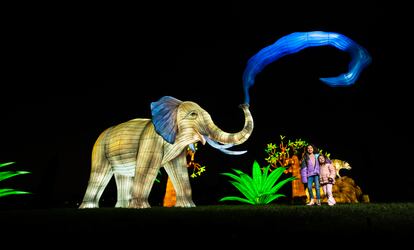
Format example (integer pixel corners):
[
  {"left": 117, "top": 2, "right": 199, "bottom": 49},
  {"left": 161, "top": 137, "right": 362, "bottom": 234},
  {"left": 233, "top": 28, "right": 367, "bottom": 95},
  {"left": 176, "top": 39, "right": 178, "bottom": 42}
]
[
  {"left": 79, "top": 155, "right": 113, "bottom": 209},
  {"left": 114, "top": 174, "right": 133, "bottom": 208},
  {"left": 128, "top": 166, "right": 160, "bottom": 208},
  {"left": 164, "top": 152, "right": 196, "bottom": 208}
]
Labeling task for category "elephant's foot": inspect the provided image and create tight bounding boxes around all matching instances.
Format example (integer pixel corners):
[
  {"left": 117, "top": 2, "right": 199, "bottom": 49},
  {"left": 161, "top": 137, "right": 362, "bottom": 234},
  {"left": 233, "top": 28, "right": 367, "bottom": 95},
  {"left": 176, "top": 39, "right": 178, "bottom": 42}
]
[
  {"left": 128, "top": 198, "right": 151, "bottom": 209},
  {"left": 115, "top": 200, "right": 130, "bottom": 208},
  {"left": 175, "top": 198, "right": 196, "bottom": 208},
  {"left": 79, "top": 201, "right": 99, "bottom": 209}
]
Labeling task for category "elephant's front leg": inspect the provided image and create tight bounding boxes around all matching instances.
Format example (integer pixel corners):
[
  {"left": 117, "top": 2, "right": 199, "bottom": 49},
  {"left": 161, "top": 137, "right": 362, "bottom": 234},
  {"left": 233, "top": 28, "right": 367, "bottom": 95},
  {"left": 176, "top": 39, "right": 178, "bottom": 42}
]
[
  {"left": 164, "top": 151, "right": 196, "bottom": 208},
  {"left": 129, "top": 129, "right": 163, "bottom": 208}
]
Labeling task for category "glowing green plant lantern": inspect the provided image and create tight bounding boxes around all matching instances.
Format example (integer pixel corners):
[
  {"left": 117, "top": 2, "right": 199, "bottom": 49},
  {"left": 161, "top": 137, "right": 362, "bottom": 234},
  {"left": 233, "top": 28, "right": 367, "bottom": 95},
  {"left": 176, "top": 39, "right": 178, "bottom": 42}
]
[
  {"left": 0, "top": 162, "right": 31, "bottom": 198},
  {"left": 219, "top": 160, "right": 296, "bottom": 205}
]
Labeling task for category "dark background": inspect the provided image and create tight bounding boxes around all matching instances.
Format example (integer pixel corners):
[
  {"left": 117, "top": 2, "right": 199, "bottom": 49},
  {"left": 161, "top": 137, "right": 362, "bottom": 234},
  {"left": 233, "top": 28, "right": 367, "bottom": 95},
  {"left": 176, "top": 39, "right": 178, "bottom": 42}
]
[{"left": 1, "top": 1, "right": 412, "bottom": 208}]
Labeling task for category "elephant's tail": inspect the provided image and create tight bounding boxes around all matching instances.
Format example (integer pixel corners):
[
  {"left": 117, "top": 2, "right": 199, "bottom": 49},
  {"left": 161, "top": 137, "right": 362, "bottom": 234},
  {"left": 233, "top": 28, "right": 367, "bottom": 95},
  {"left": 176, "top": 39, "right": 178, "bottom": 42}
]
[{"left": 91, "top": 127, "right": 112, "bottom": 166}]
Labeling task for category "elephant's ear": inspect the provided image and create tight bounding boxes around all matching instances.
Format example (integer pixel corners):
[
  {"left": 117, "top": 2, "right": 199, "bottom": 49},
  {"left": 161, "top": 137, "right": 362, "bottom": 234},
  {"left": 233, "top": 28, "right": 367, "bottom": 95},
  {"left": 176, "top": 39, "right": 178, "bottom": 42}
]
[{"left": 150, "top": 96, "right": 182, "bottom": 144}]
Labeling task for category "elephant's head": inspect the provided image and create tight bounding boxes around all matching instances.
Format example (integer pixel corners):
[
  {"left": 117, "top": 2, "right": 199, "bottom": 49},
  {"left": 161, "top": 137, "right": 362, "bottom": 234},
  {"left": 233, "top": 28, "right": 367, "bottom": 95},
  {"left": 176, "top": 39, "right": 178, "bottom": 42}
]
[{"left": 151, "top": 96, "right": 254, "bottom": 155}]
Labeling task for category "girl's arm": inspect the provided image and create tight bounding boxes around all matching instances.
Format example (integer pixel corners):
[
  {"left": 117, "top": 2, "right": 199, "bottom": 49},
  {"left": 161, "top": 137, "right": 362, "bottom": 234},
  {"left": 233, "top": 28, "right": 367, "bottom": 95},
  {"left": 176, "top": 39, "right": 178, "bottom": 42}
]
[{"left": 328, "top": 163, "right": 336, "bottom": 179}]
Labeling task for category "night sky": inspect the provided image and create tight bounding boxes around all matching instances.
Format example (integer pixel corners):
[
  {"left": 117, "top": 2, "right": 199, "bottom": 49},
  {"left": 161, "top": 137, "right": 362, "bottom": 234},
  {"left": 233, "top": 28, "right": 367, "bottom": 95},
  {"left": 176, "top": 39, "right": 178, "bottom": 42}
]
[{"left": 2, "top": 1, "right": 412, "bottom": 208}]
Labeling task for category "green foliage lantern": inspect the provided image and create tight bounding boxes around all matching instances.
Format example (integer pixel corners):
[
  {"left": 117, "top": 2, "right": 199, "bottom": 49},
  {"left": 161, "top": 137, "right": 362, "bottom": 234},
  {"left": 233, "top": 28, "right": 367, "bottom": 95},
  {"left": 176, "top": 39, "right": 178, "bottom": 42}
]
[
  {"left": 219, "top": 160, "right": 296, "bottom": 205},
  {"left": 0, "top": 162, "right": 31, "bottom": 198}
]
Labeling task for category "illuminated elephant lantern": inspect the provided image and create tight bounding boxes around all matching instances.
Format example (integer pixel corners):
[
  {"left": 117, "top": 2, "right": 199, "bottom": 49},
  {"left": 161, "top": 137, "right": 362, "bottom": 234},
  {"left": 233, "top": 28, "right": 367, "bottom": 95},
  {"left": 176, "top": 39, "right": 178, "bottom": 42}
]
[{"left": 79, "top": 96, "right": 254, "bottom": 208}]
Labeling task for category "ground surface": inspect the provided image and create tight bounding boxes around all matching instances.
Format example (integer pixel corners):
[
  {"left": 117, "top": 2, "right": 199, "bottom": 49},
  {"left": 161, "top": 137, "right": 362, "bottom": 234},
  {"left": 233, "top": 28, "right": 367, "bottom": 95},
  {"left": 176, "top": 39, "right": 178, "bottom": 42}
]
[{"left": 1, "top": 203, "right": 412, "bottom": 246}]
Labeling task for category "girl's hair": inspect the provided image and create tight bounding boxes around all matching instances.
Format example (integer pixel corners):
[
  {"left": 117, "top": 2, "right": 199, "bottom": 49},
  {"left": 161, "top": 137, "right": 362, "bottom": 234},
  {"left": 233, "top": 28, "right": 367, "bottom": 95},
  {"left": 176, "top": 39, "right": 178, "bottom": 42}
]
[
  {"left": 301, "top": 144, "right": 319, "bottom": 163},
  {"left": 304, "top": 144, "right": 319, "bottom": 155},
  {"left": 318, "top": 153, "right": 332, "bottom": 164}
]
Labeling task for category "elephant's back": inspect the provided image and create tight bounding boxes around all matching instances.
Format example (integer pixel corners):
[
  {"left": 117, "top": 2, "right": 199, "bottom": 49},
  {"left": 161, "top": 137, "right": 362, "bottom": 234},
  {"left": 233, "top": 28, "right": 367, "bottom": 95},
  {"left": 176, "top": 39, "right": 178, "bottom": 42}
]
[{"left": 105, "top": 119, "right": 152, "bottom": 165}]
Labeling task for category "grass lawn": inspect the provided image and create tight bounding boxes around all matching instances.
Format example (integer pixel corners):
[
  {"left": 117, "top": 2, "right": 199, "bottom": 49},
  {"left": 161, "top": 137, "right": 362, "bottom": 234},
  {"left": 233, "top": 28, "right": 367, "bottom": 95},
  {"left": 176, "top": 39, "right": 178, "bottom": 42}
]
[{"left": 1, "top": 203, "right": 412, "bottom": 246}]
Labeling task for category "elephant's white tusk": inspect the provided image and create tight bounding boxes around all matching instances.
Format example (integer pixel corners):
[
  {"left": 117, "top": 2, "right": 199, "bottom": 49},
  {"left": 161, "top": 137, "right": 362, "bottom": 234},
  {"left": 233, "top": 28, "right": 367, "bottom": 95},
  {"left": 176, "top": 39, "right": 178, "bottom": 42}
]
[
  {"left": 205, "top": 137, "right": 234, "bottom": 149},
  {"left": 218, "top": 148, "right": 247, "bottom": 155},
  {"left": 205, "top": 137, "right": 247, "bottom": 155}
]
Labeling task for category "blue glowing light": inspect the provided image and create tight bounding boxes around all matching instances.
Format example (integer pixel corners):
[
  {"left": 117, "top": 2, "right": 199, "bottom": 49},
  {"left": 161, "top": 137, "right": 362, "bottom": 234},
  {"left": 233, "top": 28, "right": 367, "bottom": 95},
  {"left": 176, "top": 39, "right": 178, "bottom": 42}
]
[{"left": 242, "top": 31, "right": 372, "bottom": 104}]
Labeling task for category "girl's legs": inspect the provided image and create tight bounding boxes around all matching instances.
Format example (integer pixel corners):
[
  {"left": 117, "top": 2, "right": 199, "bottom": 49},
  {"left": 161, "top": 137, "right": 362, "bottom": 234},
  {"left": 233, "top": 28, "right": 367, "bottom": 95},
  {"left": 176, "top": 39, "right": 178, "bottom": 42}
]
[
  {"left": 306, "top": 176, "right": 320, "bottom": 205},
  {"left": 314, "top": 175, "right": 321, "bottom": 201},
  {"left": 322, "top": 184, "right": 328, "bottom": 200},
  {"left": 326, "top": 183, "right": 336, "bottom": 206},
  {"left": 307, "top": 176, "right": 314, "bottom": 200}
]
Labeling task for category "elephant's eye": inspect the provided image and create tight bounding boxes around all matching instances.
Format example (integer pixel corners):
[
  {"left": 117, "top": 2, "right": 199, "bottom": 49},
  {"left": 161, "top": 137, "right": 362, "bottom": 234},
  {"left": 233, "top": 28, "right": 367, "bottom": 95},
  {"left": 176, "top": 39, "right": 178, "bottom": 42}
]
[{"left": 188, "top": 112, "right": 198, "bottom": 119}]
